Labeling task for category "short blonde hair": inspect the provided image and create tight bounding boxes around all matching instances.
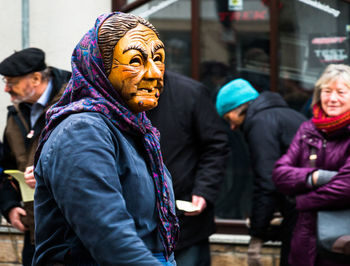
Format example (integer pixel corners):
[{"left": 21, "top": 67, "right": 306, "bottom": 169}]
[{"left": 312, "top": 64, "right": 350, "bottom": 106}]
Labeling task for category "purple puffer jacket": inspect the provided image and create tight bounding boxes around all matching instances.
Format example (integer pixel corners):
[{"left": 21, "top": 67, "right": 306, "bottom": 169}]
[{"left": 272, "top": 120, "right": 350, "bottom": 266}]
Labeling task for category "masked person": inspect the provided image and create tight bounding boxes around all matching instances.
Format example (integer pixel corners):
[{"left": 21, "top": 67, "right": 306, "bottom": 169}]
[
  {"left": 216, "top": 78, "right": 306, "bottom": 266},
  {"left": 32, "top": 12, "right": 179, "bottom": 265},
  {"left": 0, "top": 47, "right": 71, "bottom": 265}
]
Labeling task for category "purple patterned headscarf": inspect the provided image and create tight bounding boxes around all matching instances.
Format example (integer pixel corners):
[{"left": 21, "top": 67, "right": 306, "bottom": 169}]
[{"left": 35, "top": 12, "right": 179, "bottom": 258}]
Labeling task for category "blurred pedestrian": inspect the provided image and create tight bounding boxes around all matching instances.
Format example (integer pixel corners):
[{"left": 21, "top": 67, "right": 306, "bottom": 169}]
[
  {"left": 0, "top": 47, "right": 71, "bottom": 265},
  {"left": 148, "top": 70, "right": 230, "bottom": 266},
  {"left": 216, "top": 78, "right": 306, "bottom": 266}
]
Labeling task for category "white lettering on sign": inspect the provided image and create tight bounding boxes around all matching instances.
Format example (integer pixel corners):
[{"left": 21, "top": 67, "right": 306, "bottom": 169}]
[
  {"left": 297, "top": 0, "right": 340, "bottom": 17},
  {"left": 314, "top": 49, "right": 348, "bottom": 62}
]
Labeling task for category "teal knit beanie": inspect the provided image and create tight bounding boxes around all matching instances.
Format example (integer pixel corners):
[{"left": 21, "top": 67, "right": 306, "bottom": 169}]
[{"left": 216, "top": 78, "right": 259, "bottom": 117}]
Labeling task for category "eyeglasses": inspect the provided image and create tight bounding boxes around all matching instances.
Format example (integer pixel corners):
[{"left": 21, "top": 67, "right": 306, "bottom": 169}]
[{"left": 2, "top": 77, "right": 21, "bottom": 88}]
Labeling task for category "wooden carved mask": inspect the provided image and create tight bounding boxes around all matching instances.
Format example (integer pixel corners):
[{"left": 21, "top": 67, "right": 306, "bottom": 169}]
[{"left": 99, "top": 18, "right": 165, "bottom": 113}]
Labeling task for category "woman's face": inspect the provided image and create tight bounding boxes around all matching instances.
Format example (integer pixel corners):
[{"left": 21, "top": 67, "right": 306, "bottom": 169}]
[
  {"left": 320, "top": 78, "right": 350, "bottom": 117},
  {"left": 108, "top": 24, "right": 165, "bottom": 113}
]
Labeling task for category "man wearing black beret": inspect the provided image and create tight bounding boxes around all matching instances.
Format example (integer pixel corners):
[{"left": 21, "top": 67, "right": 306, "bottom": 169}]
[{"left": 0, "top": 47, "right": 71, "bottom": 265}]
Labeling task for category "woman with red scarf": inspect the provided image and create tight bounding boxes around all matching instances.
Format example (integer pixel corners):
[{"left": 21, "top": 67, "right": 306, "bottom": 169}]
[{"left": 273, "top": 64, "right": 350, "bottom": 266}]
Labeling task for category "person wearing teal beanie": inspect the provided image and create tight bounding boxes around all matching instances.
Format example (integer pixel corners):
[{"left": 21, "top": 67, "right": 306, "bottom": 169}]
[
  {"left": 215, "top": 78, "right": 306, "bottom": 266},
  {"left": 216, "top": 78, "right": 259, "bottom": 117},
  {"left": 216, "top": 78, "right": 259, "bottom": 130}
]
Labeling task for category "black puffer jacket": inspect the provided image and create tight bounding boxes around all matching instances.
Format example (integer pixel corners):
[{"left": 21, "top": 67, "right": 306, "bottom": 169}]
[
  {"left": 148, "top": 71, "right": 230, "bottom": 250},
  {"left": 242, "top": 91, "right": 306, "bottom": 240}
]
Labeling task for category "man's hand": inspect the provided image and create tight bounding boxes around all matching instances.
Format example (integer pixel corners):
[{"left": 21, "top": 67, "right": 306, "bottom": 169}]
[
  {"left": 24, "top": 165, "right": 36, "bottom": 189},
  {"left": 8, "top": 207, "right": 28, "bottom": 232},
  {"left": 184, "top": 195, "right": 207, "bottom": 216}
]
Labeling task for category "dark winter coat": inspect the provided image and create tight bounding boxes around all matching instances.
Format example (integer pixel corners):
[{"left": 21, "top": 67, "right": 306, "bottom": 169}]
[
  {"left": 242, "top": 91, "right": 306, "bottom": 240},
  {"left": 273, "top": 120, "right": 350, "bottom": 266},
  {"left": 33, "top": 112, "right": 175, "bottom": 265},
  {"left": 147, "top": 71, "right": 230, "bottom": 250}
]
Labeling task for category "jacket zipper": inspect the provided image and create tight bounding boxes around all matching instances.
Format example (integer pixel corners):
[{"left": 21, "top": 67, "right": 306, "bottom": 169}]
[{"left": 321, "top": 139, "right": 327, "bottom": 166}]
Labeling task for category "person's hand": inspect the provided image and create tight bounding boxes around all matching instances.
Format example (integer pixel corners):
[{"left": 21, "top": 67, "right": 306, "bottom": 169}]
[
  {"left": 184, "top": 195, "right": 207, "bottom": 216},
  {"left": 248, "top": 237, "right": 263, "bottom": 266},
  {"left": 8, "top": 207, "right": 28, "bottom": 232},
  {"left": 312, "top": 170, "right": 319, "bottom": 185},
  {"left": 24, "top": 165, "right": 36, "bottom": 189},
  {"left": 312, "top": 170, "right": 338, "bottom": 187}
]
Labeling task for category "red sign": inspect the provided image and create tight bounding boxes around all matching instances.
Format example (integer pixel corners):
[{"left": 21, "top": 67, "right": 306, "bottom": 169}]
[
  {"left": 219, "top": 10, "right": 268, "bottom": 22},
  {"left": 311, "top": 37, "right": 346, "bottom": 45}
]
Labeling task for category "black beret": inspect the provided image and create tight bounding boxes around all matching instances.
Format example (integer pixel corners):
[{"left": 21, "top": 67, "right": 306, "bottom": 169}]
[{"left": 0, "top": 47, "right": 47, "bottom": 77}]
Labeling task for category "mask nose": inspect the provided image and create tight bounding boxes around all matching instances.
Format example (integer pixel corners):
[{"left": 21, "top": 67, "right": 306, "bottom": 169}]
[{"left": 144, "top": 59, "right": 162, "bottom": 80}]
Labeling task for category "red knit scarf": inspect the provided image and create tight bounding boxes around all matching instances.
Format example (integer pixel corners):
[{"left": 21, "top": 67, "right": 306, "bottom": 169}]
[{"left": 312, "top": 104, "right": 350, "bottom": 133}]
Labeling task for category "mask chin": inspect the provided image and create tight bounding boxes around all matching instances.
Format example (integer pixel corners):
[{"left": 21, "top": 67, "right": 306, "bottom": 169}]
[{"left": 127, "top": 96, "right": 159, "bottom": 113}]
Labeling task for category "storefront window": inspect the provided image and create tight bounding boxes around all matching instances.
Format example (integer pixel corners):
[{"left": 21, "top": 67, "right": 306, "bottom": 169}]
[
  {"left": 199, "top": 0, "right": 271, "bottom": 219},
  {"left": 130, "top": 0, "right": 350, "bottom": 222},
  {"left": 132, "top": 0, "right": 192, "bottom": 76},
  {"left": 200, "top": 0, "right": 270, "bottom": 97},
  {"left": 279, "top": 0, "right": 350, "bottom": 117}
]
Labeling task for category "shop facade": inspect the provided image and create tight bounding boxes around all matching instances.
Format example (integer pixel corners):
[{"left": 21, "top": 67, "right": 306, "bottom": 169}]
[{"left": 112, "top": 0, "right": 350, "bottom": 229}]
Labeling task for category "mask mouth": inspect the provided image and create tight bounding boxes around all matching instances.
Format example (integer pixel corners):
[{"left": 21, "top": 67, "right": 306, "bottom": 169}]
[
  {"left": 139, "top": 87, "right": 153, "bottom": 93},
  {"left": 132, "top": 87, "right": 159, "bottom": 97}
]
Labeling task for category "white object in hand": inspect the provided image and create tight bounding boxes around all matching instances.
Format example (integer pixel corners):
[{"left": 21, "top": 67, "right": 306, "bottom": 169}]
[{"left": 175, "top": 200, "right": 201, "bottom": 212}]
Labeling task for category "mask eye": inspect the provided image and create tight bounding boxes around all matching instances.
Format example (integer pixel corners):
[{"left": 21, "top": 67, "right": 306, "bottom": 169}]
[
  {"left": 153, "top": 54, "right": 163, "bottom": 63},
  {"left": 129, "top": 57, "right": 142, "bottom": 66}
]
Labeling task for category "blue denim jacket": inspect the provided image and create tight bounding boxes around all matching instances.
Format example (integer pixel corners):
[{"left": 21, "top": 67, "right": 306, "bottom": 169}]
[{"left": 33, "top": 112, "right": 176, "bottom": 265}]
